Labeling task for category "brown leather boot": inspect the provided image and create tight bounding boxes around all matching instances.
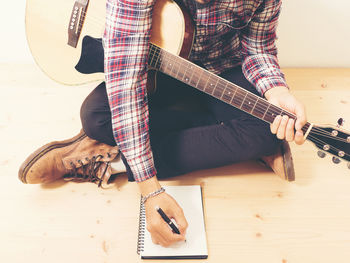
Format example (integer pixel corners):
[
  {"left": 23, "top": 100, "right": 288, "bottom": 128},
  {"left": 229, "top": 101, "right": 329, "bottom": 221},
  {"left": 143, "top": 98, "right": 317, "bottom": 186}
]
[
  {"left": 18, "top": 130, "right": 120, "bottom": 187},
  {"left": 260, "top": 140, "right": 295, "bottom": 181}
]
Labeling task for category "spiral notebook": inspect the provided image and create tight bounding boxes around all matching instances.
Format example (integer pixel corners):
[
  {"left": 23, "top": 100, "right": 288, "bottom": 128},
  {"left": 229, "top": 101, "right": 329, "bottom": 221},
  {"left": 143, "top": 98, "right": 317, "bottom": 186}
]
[{"left": 137, "top": 185, "right": 208, "bottom": 259}]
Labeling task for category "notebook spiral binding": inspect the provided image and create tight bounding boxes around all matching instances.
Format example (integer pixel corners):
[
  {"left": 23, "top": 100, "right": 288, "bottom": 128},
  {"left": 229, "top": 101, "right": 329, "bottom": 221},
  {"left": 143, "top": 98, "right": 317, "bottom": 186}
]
[{"left": 137, "top": 198, "right": 146, "bottom": 255}]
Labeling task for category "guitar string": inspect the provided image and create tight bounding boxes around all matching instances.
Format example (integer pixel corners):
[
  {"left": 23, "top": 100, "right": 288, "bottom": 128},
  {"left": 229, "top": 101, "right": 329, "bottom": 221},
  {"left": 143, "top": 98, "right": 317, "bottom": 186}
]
[
  {"left": 148, "top": 47, "right": 350, "bottom": 143},
  {"left": 77, "top": 18, "right": 349, "bottom": 144},
  {"left": 307, "top": 134, "right": 350, "bottom": 159}
]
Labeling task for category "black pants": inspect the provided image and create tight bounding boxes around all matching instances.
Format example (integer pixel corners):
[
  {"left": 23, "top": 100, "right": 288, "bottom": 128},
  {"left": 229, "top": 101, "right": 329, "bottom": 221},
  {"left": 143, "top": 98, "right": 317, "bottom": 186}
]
[{"left": 80, "top": 66, "right": 281, "bottom": 181}]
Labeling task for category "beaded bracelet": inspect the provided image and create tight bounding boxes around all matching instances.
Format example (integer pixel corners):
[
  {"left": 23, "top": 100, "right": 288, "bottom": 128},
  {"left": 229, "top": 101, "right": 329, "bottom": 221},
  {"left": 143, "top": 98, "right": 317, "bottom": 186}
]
[{"left": 141, "top": 187, "right": 165, "bottom": 204}]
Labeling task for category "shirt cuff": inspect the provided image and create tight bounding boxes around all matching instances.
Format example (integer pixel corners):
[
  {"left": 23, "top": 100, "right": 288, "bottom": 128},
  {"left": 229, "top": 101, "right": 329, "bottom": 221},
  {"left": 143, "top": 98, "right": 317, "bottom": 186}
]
[
  {"left": 256, "top": 75, "right": 288, "bottom": 96},
  {"left": 126, "top": 152, "right": 157, "bottom": 182},
  {"left": 242, "top": 54, "right": 288, "bottom": 95}
]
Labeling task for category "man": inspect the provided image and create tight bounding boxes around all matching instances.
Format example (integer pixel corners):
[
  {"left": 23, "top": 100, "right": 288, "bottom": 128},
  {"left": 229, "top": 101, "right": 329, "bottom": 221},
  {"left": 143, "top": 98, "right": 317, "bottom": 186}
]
[{"left": 19, "top": 0, "right": 306, "bottom": 247}]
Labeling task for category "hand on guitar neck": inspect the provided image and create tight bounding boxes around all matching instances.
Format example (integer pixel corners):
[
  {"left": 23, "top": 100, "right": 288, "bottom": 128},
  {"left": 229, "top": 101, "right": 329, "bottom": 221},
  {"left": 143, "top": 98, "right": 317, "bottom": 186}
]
[{"left": 264, "top": 86, "right": 307, "bottom": 145}]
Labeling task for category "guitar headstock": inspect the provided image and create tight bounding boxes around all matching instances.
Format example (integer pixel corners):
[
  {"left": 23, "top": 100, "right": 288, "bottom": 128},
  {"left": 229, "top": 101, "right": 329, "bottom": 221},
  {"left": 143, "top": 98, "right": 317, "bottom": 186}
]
[{"left": 306, "top": 121, "right": 350, "bottom": 169}]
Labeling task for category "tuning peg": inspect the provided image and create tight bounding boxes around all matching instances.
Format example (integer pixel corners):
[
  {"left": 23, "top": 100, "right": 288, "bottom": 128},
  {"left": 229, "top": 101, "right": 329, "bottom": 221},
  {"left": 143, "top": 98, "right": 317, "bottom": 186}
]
[
  {"left": 317, "top": 151, "right": 326, "bottom": 158},
  {"left": 337, "top": 118, "right": 345, "bottom": 127},
  {"left": 332, "top": 156, "right": 341, "bottom": 164}
]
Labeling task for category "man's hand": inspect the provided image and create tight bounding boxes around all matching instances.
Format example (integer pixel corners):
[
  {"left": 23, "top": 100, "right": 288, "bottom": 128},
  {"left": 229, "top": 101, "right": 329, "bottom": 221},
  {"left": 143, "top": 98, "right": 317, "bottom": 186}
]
[
  {"left": 264, "top": 86, "right": 307, "bottom": 145},
  {"left": 138, "top": 177, "right": 188, "bottom": 247},
  {"left": 145, "top": 192, "right": 187, "bottom": 247}
]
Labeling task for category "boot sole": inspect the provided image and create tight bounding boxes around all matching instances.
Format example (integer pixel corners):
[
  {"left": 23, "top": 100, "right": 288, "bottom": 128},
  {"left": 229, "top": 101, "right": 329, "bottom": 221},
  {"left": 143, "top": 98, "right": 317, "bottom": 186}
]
[{"left": 18, "top": 130, "right": 87, "bottom": 184}]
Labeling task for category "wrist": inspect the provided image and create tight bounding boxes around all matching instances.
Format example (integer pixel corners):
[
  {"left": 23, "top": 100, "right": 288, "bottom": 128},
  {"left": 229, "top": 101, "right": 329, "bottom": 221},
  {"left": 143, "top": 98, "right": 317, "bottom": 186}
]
[
  {"left": 141, "top": 187, "right": 165, "bottom": 204},
  {"left": 137, "top": 176, "right": 162, "bottom": 196},
  {"left": 264, "top": 86, "right": 289, "bottom": 100}
]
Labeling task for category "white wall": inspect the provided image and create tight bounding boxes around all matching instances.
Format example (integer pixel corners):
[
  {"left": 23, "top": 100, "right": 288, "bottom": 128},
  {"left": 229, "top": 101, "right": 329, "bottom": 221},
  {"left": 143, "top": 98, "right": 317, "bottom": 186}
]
[
  {"left": 1, "top": 0, "right": 350, "bottom": 67},
  {"left": 277, "top": 0, "right": 350, "bottom": 67},
  {"left": 0, "top": 1, "right": 33, "bottom": 63}
]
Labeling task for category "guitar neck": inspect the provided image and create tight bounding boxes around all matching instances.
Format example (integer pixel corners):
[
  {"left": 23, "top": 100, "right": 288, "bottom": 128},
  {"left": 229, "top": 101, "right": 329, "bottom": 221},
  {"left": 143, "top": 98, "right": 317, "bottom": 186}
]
[{"left": 148, "top": 44, "right": 311, "bottom": 134}]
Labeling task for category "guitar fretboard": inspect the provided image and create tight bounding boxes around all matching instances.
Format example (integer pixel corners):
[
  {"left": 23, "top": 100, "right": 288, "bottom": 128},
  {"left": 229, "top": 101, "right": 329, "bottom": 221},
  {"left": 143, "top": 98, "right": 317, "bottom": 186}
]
[{"left": 148, "top": 44, "right": 311, "bottom": 133}]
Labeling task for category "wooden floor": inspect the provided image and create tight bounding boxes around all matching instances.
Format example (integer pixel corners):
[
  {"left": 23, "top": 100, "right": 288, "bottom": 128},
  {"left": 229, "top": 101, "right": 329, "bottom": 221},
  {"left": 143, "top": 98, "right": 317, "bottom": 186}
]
[{"left": 1, "top": 64, "right": 350, "bottom": 263}]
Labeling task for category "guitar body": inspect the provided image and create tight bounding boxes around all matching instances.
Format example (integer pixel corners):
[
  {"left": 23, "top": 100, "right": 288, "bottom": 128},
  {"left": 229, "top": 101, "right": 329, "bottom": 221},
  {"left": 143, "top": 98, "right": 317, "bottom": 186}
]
[{"left": 25, "top": 0, "right": 192, "bottom": 85}]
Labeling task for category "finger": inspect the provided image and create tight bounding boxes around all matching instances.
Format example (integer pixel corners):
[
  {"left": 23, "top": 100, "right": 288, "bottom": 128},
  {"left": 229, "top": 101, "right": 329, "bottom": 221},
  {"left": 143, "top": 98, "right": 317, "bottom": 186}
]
[
  {"left": 157, "top": 220, "right": 186, "bottom": 244},
  {"left": 285, "top": 118, "right": 295, "bottom": 142},
  {"left": 171, "top": 210, "right": 188, "bottom": 236},
  {"left": 150, "top": 232, "right": 162, "bottom": 245},
  {"left": 270, "top": 115, "right": 282, "bottom": 134},
  {"left": 295, "top": 102, "right": 307, "bottom": 130},
  {"left": 295, "top": 130, "right": 305, "bottom": 145},
  {"left": 151, "top": 223, "right": 176, "bottom": 247},
  {"left": 276, "top": 115, "right": 289, "bottom": 140},
  {"left": 157, "top": 234, "right": 172, "bottom": 248},
  {"left": 149, "top": 226, "right": 172, "bottom": 247}
]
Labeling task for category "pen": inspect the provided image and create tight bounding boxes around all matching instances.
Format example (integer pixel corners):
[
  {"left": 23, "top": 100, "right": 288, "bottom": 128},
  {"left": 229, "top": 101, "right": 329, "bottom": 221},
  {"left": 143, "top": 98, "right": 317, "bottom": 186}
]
[{"left": 155, "top": 206, "right": 181, "bottom": 234}]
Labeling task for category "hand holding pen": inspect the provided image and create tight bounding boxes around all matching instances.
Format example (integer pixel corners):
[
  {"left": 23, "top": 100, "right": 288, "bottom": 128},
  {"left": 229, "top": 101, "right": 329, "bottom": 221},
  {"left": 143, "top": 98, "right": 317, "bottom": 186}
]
[
  {"left": 142, "top": 191, "right": 188, "bottom": 247},
  {"left": 156, "top": 206, "right": 181, "bottom": 234}
]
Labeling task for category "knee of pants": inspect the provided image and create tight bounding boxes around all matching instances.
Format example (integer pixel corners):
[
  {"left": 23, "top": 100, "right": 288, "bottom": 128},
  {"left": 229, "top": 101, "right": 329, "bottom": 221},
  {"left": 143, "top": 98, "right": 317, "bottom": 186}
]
[
  {"left": 80, "top": 99, "right": 99, "bottom": 139},
  {"left": 80, "top": 99, "right": 115, "bottom": 146},
  {"left": 224, "top": 118, "right": 281, "bottom": 158}
]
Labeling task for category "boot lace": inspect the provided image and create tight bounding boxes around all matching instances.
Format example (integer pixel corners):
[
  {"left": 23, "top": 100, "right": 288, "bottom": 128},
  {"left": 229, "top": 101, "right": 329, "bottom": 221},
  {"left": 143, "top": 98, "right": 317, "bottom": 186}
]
[{"left": 63, "top": 154, "right": 111, "bottom": 187}]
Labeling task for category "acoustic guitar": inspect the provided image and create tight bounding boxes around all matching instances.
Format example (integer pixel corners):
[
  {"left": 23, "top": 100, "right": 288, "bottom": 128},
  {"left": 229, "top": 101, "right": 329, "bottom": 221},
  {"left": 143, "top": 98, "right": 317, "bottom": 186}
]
[{"left": 25, "top": 0, "right": 350, "bottom": 169}]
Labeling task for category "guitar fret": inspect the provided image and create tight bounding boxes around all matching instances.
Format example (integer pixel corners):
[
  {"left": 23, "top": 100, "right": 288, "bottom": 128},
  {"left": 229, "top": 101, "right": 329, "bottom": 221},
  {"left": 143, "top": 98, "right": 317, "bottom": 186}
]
[
  {"left": 154, "top": 48, "right": 161, "bottom": 69},
  {"left": 177, "top": 59, "right": 186, "bottom": 80},
  {"left": 252, "top": 99, "right": 267, "bottom": 119},
  {"left": 151, "top": 52, "right": 156, "bottom": 68},
  {"left": 263, "top": 104, "right": 282, "bottom": 123},
  {"left": 231, "top": 89, "right": 246, "bottom": 108},
  {"left": 229, "top": 88, "right": 238, "bottom": 105},
  {"left": 262, "top": 104, "right": 271, "bottom": 121},
  {"left": 251, "top": 98, "right": 258, "bottom": 113},
  {"left": 211, "top": 79, "right": 220, "bottom": 97},
  {"left": 188, "top": 66, "right": 199, "bottom": 87},
  {"left": 221, "top": 88, "right": 232, "bottom": 103},
  {"left": 185, "top": 65, "right": 194, "bottom": 85},
  {"left": 196, "top": 71, "right": 210, "bottom": 93},
  {"left": 220, "top": 82, "right": 228, "bottom": 100},
  {"left": 195, "top": 69, "right": 203, "bottom": 89},
  {"left": 162, "top": 52, "right": 174, "bottom": 75},
  {"left": 170, "top": 56, "right": 180, "bottom": 79},
  {"left": 241, "top": 93, "right": 258, "bottom": 113},
  {"left": 203, "top": 73, "right": 211, "bottom": 93},
  {"left": 239, "top": 92, "right": 248, "bottom": 109}
]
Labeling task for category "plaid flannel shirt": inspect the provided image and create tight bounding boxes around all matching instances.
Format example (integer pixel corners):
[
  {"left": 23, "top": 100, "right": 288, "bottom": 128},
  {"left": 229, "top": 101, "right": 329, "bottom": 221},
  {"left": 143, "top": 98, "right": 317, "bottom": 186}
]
[{"left": 103, "top": 0, "right": 287, "bottom": 182}]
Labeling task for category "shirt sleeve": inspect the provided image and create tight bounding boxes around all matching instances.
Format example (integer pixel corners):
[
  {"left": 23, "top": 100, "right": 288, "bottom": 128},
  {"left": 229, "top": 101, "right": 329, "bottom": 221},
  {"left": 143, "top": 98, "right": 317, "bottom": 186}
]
[
  {"left": 241, "top": 0, "right": 288, "bottom": 96},
  {"left": 103, "top": 0, "right": 157, "bottom": 182}
]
